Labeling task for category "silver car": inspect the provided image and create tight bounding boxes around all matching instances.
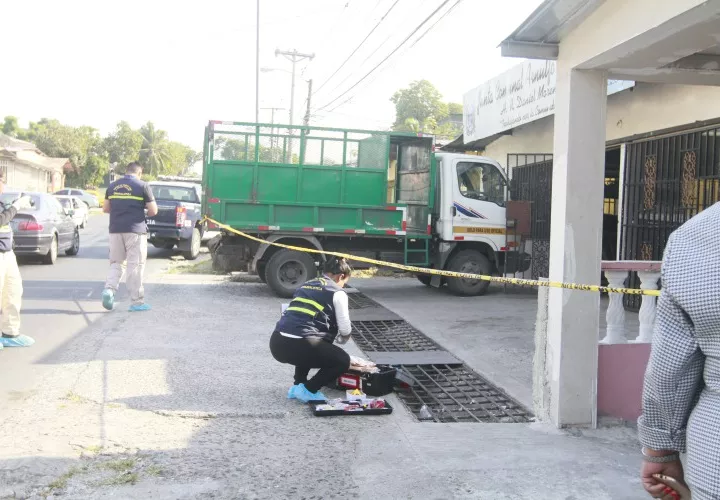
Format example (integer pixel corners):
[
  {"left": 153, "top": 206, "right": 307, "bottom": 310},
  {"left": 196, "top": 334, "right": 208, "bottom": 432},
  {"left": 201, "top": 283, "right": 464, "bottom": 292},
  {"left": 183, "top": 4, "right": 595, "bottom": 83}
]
[{"left": 1, "top": 192, "right": 80, "bottom": 264}]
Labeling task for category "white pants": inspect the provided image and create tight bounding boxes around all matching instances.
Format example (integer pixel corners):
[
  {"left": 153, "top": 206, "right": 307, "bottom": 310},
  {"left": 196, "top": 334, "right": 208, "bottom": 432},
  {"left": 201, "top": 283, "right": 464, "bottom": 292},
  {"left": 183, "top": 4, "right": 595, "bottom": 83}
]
[
  {"left": 0, "top": 251, "right": 22, "bottom": 336},
  {"left": 105, "top": 233, "right": 147, "bottom": 305}
]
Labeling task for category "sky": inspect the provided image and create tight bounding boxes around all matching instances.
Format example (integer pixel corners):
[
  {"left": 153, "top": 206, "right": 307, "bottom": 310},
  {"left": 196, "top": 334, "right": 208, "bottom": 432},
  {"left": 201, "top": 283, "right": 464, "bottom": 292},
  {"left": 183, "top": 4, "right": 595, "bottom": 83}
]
[{"left": 2, "top": 0, "right": 543, "bottom": 152}]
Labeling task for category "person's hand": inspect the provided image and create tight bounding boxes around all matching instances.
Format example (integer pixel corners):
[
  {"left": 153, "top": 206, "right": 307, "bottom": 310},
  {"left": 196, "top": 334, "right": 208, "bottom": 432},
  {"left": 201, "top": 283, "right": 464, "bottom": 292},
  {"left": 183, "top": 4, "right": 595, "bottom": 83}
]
[
  {"left": 336, "top": 334, "right": 350, "bottom": 345},
  {"left": 641, "top": 458, "right": 686, "bottom": 498},
  {"left": 11, "top": 195, "right": 32, "bottom": 211}
]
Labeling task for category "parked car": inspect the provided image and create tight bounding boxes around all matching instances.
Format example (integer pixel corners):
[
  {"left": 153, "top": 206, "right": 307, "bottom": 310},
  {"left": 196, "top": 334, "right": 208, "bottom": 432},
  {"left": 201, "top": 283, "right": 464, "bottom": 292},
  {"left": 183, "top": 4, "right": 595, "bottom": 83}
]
[
  {"left": 0, "top": 191, "right": 80, "bottom": 264},
  {"left": 146, "top": 181, "right": 204, "bottom": 260},
  {"left": 55, "top": 195, "right": 89, "bottom": 229},
  {"left": 53, "top": 188, "right": 99, "bottom": 208}
]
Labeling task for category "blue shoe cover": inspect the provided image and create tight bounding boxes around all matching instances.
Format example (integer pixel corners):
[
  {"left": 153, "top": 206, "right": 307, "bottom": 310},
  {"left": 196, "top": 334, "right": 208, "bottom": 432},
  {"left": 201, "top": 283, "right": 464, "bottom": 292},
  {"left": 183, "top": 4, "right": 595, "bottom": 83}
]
[
  {"left": 287, "top": 385, "right": 298, "bottom": 399},
  {"left": 129, "top": 303, "right": 151, "bottom": 312},
  {"left": 102, "top": 289, "right": 115, "bottom": 310},
  {"left": 0, "top": 334, "right": 35, "bottom": 347},
  {"left": 293, "top": 384, "right": 327, "bottom": 403}
]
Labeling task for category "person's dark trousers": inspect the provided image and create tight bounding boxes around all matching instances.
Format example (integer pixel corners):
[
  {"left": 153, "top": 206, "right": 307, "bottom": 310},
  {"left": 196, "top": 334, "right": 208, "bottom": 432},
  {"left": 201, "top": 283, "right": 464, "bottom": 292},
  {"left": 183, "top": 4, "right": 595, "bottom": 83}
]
[{"left": 269, "top": 331, "right": 351, "bottom": 393}]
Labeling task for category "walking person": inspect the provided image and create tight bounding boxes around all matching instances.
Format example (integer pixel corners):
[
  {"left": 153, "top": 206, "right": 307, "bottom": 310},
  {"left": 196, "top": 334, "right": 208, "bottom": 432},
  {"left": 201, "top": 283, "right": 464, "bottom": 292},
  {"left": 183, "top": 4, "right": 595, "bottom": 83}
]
[
  {"left": 269, "top": 257, "right": 353, "bottom": 402},
  {"left": 639, "top": 202, "right": 720, "bottom": 499},
  {"left": 0, "top": 177, "right": 34, "bottom": 349},
  {"left": 101, "top": 162, "right": 157, "bottom": 312}
]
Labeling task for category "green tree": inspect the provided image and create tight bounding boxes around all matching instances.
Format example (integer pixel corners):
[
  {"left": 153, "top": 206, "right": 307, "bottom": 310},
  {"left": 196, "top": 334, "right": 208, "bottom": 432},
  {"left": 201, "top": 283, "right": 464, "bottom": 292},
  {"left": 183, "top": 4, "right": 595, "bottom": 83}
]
[
  {"left": 34, "top": 121, "right": 101, "bottom": 171},
  {"left": 447, "top": 102, "right": 463, "bottom": 115},
  {"left": 166, "top": 141, "right": 197, "bottom": 175},
  {"left": 66, "top": 154, "right": 109, "bottom": 188},
  {"left": 390, "top": 81, "right": 462, "bottom": 140},
  {"left": 2, "top": 116, "right": 20, "bottom": 137},
  {"left": 102, "top": 121, "right": 143, "bottom": 168},
  {"left": 391, "top": 80, "right": 447, "bottom": 132},
  {"left": 139, "top": 122, "right": 171, "bottom": 176}
]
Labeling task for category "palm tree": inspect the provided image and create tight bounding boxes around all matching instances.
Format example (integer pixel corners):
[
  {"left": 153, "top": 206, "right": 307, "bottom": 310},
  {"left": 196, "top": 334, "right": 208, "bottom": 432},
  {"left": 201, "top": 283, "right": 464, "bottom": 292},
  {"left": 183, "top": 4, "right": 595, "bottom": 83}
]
[{"left": 139, "top": 122, "right": 171, "bottom": 176}]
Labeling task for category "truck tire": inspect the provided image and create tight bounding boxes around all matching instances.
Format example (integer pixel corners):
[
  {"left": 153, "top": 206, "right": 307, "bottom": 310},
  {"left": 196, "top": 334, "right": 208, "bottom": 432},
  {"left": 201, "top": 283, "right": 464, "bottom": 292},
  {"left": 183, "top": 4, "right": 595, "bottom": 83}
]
[
  {"left": 416, "top": 274, "right": 432, "bottom": 287},
  {"left": 266, "top": 249, "right": 317, "bottom": 298},
  {"left": 445, "top": 250, "right": 492, "bottom": 296},
  {"left": 257, "top": 262, "right": 267, "bottom": 283},
  {"left": 182, "top": 228, "right": 202, "bottom": 260}
]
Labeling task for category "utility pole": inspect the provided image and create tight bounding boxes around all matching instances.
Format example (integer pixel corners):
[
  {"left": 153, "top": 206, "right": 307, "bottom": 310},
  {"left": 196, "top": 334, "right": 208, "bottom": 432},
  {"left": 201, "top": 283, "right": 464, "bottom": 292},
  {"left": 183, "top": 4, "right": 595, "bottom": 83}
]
[
  {"left": 255, "top": 0, "right": 260, "bottom": 123},
  {"left": 275, "top": 48, "right": 314, "bottom": 162},
  {"left": 303, "top": 79, "right": 313, "bottom": 127},
  {"left": 301, "top": 79, "right": 313, "bottom": 165},
  {"left": 261, "top": 107, "right": 286, "bottom": 162}
]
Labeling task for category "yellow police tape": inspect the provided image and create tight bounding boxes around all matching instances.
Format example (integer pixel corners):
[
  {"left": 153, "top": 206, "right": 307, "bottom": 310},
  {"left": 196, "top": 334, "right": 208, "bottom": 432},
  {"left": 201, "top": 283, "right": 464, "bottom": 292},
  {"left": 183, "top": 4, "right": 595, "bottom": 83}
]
[{"left": 203, "top": 217, "right": 661, "bottom": 297}]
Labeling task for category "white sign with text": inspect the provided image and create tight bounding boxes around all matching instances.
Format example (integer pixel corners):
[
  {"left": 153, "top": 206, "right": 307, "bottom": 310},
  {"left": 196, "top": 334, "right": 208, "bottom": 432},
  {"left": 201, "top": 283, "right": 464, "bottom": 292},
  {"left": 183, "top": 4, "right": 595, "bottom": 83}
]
[{"left": 463, "top": 60, "right": 634, "bottom": 143}]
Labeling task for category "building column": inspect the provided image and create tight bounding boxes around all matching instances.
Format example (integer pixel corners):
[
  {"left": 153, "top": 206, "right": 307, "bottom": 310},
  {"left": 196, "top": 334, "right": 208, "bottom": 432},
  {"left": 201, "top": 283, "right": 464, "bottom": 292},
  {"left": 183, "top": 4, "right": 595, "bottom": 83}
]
[{"left": 546, "top": 68, "right": 608, "bottom": 427}]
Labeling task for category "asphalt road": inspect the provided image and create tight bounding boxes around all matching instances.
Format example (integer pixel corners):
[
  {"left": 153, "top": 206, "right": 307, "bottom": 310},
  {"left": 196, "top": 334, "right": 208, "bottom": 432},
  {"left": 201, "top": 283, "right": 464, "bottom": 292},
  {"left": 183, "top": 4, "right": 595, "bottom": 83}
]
[{"left": 0, "top": 213, "right": 174, "bottom": 398}]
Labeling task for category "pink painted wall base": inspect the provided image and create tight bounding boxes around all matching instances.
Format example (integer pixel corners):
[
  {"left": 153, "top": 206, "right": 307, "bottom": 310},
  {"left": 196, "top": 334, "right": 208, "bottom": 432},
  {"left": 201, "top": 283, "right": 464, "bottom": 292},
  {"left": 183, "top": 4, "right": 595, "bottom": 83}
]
[{"left": 597, "top": 343, "right": 651, "bottom": 421}]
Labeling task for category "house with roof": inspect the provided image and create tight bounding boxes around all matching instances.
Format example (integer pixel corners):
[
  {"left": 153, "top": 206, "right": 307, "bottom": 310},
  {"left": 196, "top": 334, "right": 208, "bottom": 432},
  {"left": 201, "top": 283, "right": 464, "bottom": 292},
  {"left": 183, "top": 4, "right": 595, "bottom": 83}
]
[{"left": 0, "top": 133, "right": 67, "bottom": 192}]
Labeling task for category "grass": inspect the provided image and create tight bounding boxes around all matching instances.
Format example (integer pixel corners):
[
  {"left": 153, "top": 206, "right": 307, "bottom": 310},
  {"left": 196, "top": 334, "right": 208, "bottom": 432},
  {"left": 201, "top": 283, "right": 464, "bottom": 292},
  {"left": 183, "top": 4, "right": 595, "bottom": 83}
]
[
  {"left": 47, "top": 466, "right": 87, "bottom": 490},
  {"left": 145, "top": 465, "right": 164, "bottom": 477},
  {"left": 101, "top": 458, "right": 136, "bottom": 472},
  {"left": 167, "top": 257, "right": 219, "bottom": 275},
  {"left": 84, "top": 445, "right": 104, "bottom": 455},
  {"left": 45, "top": 456, "right": 163, "bottom": 493},
  {"left": 64, "top": 391, "right": 85, "bottom": 403},
  {"left": 101, "top": 472, "right": 139, "bottom": 486}
]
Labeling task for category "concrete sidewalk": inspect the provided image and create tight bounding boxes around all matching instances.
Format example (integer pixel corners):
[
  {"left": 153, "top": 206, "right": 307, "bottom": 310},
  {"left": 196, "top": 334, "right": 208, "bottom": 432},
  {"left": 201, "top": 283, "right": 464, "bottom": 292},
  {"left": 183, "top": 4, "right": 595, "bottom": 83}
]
[{"left": 0, "top": 274, "right": 645, "bottom": 499}]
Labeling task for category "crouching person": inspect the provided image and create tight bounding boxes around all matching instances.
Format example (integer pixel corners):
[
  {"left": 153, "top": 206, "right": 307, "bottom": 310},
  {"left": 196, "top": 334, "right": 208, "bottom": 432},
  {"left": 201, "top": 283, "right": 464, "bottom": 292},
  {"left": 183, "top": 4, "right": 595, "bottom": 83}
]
[{"left": 269, "top": 257, "right": 353, "bottom": 402}]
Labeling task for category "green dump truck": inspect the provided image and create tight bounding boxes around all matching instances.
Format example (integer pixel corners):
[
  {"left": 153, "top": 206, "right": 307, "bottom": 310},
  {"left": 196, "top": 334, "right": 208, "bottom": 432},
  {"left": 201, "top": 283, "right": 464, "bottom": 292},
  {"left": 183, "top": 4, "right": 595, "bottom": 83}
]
[{"left": 202, "top": 121, "right": 530, "bottom": 298}]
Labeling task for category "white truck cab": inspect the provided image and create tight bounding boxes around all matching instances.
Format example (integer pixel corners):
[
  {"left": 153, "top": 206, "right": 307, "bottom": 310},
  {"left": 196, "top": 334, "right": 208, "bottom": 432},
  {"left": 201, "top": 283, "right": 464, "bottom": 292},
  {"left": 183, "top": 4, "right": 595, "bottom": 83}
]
[{"left": 422, "top": 152, "right": 527, "bottom": 295}]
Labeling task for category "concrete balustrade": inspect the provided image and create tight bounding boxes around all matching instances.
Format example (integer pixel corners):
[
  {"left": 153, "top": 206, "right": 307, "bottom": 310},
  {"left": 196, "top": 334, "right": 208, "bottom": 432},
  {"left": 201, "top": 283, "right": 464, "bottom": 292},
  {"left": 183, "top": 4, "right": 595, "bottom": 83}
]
[{"left": 599, "top": 261, "right": 662, "bottom": 345}]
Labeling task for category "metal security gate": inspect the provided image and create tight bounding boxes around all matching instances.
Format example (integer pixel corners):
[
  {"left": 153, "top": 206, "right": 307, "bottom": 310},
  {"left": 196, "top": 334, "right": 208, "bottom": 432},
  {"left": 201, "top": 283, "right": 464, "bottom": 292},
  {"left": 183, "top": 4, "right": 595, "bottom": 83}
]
[
  {"left": 621, "top": 125, "right": 720, "bottom": 310},
  {"left": 509, "top": 154, "right": 553, "bottom": 279}
]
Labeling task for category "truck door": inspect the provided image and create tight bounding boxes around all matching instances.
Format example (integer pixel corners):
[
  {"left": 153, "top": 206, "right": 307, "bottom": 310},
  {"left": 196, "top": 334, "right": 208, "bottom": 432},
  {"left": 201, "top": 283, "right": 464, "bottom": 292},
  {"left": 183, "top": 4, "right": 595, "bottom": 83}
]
[{"left": 450, "top": 159, "right": 507, "bottom": 244}]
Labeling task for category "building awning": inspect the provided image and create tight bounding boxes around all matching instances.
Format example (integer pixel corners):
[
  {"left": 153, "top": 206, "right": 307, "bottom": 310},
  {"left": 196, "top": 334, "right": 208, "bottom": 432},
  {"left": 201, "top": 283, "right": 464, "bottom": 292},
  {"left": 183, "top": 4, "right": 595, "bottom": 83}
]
[{"left": 499, "top": 0, "right": 602, "bottom": 60}]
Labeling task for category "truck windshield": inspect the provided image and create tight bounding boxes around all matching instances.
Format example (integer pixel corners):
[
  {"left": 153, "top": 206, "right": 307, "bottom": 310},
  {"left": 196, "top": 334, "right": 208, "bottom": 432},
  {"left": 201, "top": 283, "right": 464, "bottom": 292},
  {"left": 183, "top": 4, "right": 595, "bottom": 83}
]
[
  {"left": 150, "top": 185, "right": 198, "bottom": 203},
  {"left": 456, "top": 162, "right": 506, "bottom": 206}
]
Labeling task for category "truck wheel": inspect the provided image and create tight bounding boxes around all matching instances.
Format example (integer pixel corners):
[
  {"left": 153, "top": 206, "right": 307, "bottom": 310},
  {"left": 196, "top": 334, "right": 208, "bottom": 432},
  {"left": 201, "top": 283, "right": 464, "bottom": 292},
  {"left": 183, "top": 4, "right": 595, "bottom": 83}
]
[
  {"left": 266, "top": 249, "right": 317, "bottom": 298},
  {"left": 257, "top": 262, "right": 267, "bottom": 283},
  {"left": 445, "top": 250, "right": 492, "bottom": 296},
  {"left": 416, "top": 274, "right": 432, "bottom": 287},
  {"left": 182, "top": 228, "right": 201, "bottom": 260}
]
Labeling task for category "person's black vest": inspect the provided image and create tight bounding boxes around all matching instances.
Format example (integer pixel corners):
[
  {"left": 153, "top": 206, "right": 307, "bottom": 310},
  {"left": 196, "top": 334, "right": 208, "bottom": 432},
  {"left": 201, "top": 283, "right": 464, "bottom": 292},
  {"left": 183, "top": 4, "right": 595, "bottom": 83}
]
[
  {"left": 0, "top": 202, "right": 13, "bottom": 253},
  {"left": 275, "top": 276, "right": 342, "bottom": 342},
  {"left": 107, "top": 175, "right": 148, "bottom": 234}
]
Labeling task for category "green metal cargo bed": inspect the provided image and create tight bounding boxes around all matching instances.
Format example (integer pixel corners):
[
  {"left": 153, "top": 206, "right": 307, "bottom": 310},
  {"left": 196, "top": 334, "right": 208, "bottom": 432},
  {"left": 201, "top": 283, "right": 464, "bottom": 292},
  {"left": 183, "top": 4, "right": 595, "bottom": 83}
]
[{"left": 202, "top": 121, "right": 435, "bottom": 238}]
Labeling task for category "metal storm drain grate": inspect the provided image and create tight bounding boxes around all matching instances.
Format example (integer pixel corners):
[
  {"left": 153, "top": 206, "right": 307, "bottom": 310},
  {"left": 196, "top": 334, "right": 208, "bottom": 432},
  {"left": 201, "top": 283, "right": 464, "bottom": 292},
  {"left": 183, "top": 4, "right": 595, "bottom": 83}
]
[
  {"left": 347, "top": 293, "right": 382, "bottom": 310},
  {"left": 351, "top": 320, "right": 443, "bottom": 352},
  {"left": 395, "top": 364, "right": 533, "bottom": 423}
]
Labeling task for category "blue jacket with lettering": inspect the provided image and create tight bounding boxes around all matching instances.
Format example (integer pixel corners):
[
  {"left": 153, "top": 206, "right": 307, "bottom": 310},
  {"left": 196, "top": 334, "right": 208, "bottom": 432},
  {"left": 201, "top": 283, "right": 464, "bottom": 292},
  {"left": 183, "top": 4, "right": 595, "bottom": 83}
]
[
  {"left": 274, "top": 276, "right": 341, "bottom": 342},
  {"left": 106, "top": 175, "right": 153, "bottom": 234}
]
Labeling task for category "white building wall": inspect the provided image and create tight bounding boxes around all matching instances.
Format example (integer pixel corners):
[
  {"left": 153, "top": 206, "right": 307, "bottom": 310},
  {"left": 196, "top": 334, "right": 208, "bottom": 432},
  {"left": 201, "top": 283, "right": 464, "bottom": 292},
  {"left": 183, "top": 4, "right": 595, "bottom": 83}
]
[
  {"left": 7, "top": 161, "right": 48, "bottom": 192},
  {"left": 483, "top": 83, "right": 720, "bottom": 169}
]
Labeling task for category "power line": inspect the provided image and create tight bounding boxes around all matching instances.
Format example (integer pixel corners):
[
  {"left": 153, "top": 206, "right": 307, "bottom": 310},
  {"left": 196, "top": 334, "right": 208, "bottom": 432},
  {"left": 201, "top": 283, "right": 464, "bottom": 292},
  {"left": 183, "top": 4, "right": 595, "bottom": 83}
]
[
  {"left": 321, "top": 2, "right": 462, "bottom": 116},
  {"left": 409, "top": 0, "right": 461, "bottom": 49},
  {"left": 313, "top": 0, "right": 401, "bottom": 96},
  {"left": 313, "top": 0, "right": 454, "bottom": 113}
]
